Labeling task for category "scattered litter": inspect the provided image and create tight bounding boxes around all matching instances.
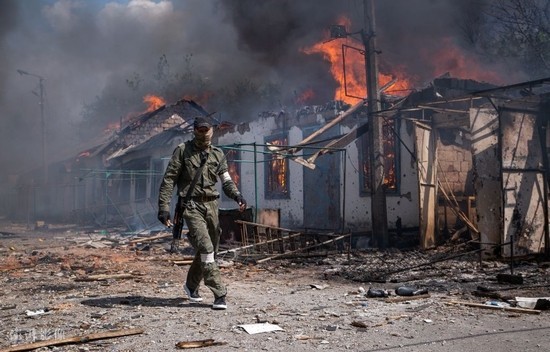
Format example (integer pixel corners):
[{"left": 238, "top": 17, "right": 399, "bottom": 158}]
[
  {"left": 74, "top": 273, "right": 139, "bottom": 282},
  {"left": 25, "top": 308, "right": 50, "bottom": 317},
  {"left": 310, "top": 284, "right": 329, "bottom": 290},
  {"left": 496, "top": 273, "right": 523, "bottom": 285},
  {"left": 90, "top": 311, "right": 108, "bottom": 319},
  {"left": 395, "top": 286, "right": 428, "bottom": 296},
  {"left": 175, "top": 339, "right": 227, "bottom": 349},
  {"left": 367, "top": 288, "right": 389, "bottom": 298},
  {"left": 446, "top": 300, "right": 541, "bottom": 314},
  {"left": 351, "top": 321, "right": 368, "bottom": 328},
  {"left": 515, "top": 297, "right": 550, "bottom": 310},
  {"left": 385, "top": 294, "right": 430, "bottom": 303},
  {"left": 1, "top": 304, "right": 16, "bottom": 310},
  {"left": 237, "top": 322, "right": 283, "bottom": 334},
  {"left": 3, "top": 327, "right": 144, "bottom": 351},
  {"left": 217, "top": 259, "right": 234, "bottom": 268}
]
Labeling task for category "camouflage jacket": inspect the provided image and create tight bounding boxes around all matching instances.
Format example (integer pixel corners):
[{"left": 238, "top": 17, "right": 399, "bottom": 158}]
[{"left": 158, "top": 140, "right": 241, "bottom": 212}]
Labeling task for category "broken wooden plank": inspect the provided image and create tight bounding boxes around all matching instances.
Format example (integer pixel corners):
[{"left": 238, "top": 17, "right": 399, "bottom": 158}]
[
  {"left": 446, "top": 300, "right": 541, "bottom": 314},
  {"left": 255, "top": 233, "right": 349, "bottom": 264},
  {"left": 167, "top": 255, "right": 195, "bottom": 262},
  {"left": 175, "top": 339, "right": 227, "bottom": 349},
  {"left": 294, "top": 122, "right": 369, "bottom": 169},
  {"left": 129, "top": 231, "right": 186, "bottom": 244},
  {"left": 267, "top": 99, "right": 366, "bottom": 156},
  {"left": 438, "top": 184, "right": 480, "bottom": 235},
  {"left": 171, "top": 260, "right": 193, "bottom": 265},
  {"left": 74, "top": 273, "right": 138, "bottom": 282},
  {"left": 385, "top": 294, "right": 431, "bottom": 303},
  {"left": 218, "top": 220, "right": 303, "bottom": 256},
  {"left": 0, "top": 328, "right": 144, "bottom": 352}
]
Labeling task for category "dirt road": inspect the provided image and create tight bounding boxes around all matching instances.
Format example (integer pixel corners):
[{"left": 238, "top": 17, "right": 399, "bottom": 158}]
[{"left": 1, "top": 223, "right": 549, "bottom": 351}]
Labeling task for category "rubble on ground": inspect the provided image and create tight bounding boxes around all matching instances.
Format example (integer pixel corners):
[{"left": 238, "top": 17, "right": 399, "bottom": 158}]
[{"left": 0, "top": 222, "right": 548, "bottom": 352}]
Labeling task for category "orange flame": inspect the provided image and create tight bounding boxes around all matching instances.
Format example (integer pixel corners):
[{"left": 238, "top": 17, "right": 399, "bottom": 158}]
[
  {"left": 303, "top": 16, "right": 413, "bottom": 104},
  {"left": 427, "top": 37, "right": 504, "bottom": 84},
  {"left": 268, "top": 139, "right": 287, "bottom": 192},
  {"left": 143, "top": 94, "right": 166, "bottom": 112},
  {"left": 296, "top": 88, "right": 315, "bottom": 104}
]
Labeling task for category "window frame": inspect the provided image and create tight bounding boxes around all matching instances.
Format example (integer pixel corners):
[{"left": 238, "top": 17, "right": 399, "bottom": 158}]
[
  {"left": 359, "top": 116, "right": 399, "bottom": 195},
  {"left": 264, "top": 133, "right": 290, "bottom": 199}
]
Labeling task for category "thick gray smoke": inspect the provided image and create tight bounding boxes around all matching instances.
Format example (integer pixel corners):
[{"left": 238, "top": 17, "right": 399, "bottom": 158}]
[{"left": 0, "top": 0, "right": 533, "bottom": 181}]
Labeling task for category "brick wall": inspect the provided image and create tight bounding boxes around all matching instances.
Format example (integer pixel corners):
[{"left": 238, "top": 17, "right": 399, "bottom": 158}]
[{"left": 436, "top": 131, "right": 473, "bottom": 196}]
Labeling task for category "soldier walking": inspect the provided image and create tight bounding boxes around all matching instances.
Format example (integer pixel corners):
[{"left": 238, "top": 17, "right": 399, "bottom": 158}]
[{"left": 158, "top": 116, "right": 246, "bottom": 310}]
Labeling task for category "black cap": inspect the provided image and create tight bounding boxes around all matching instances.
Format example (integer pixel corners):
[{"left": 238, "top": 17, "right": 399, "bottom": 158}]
[{"left": 194, "top": 116, "right": 212, "bottom": 129}]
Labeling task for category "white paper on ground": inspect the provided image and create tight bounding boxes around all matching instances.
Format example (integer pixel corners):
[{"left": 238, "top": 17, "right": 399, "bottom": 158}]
[
  {"left": 515, "top": 297, "right": 550, "bottom": 309},
  {"left": 238, "top": 323, "right": 284, "bottom": 334}
]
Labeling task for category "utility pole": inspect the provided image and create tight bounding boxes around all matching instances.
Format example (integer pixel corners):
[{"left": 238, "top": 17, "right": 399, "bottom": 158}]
[
  {"left": 362, "top": 0, "right": 388, "bottom": 248},
  {"left": 17, "top": 69, "right": 47, "bottom": 184},
  {"left": 38, "top": 76, "right": 46, "bottom": 184}
]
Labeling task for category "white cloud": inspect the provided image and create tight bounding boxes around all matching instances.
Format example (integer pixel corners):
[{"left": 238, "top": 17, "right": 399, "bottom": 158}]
[
  {"left": 42, "top": 0, "right": 84, "bottom": 32},
  {"left": 99, "top": 0, "right": 174, "bottom": 28}
]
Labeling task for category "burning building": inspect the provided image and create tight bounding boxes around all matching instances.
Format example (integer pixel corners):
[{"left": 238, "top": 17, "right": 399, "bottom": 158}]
[
  {"left": 5, "top": 1, "right": 550, "bottom": 260},
  {"left": 9, "top": 73, "right": 550, "bottom": 260}
]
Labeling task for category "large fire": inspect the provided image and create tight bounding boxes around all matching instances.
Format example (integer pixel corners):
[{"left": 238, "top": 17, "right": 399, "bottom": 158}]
[
  {"left": 143, "top": 94, "right": 166, "bottom": 112},
  {"left": 303, "top": 16, "right": 412, "bottom": 105},
  {"left": 303, "top": 16, "right": 506, "bottom": 104},
  {"left": 102, "top": 94, "right": 166, "bottom": 134},
  {"left": 426, "top": 37, "right": 503, "bottom": 84}
]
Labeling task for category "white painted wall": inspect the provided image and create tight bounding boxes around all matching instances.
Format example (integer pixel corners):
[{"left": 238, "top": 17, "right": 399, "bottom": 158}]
[
  {"left": 216, "top": 117, "right": 304, "bottom": 228},
  {"left": 338, "top": 121, "right": 418, "bottom": 232},
  {"left": 215, "top": 115, "right": 420, "bottom": 231}
]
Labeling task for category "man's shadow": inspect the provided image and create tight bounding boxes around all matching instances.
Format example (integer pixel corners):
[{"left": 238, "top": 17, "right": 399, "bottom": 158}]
[{"left": 80, "top": 296, "right": 210, "bottom": 309}]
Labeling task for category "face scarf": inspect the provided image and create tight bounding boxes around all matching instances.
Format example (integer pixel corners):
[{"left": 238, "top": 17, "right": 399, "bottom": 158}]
[{"left": 193, "top": 127, "right": 213, "bottom": 150}]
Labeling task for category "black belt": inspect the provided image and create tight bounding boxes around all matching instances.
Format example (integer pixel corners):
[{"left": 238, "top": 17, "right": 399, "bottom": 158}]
[{"left": 191, "top": 195, "right": 219, "bottom": 202}]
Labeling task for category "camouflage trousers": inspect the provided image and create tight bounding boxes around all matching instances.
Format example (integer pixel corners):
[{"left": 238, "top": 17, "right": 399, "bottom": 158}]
[{"left": 182, "top": 199, "right": 227, "bottom": 299}]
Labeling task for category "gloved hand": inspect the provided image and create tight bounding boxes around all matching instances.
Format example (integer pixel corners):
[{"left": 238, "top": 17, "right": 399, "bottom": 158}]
[
  {"left": 158, "top": 210, "right": 171, "bottom": 225},
  {"left": 235, "top": 195, "right": 247, "bottom": 212}
]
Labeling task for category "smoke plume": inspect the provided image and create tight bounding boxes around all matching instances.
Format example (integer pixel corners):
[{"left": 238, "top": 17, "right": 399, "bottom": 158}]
[{"left": 0, "top": 0, "right": 533, "bottom": 181}]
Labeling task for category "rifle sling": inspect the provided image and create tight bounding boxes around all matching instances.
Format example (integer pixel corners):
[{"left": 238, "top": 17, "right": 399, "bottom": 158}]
[
  {"left": 172, "top": 151, "right": 209, "bottom": 240},
  {"left": 183, "top": 151, "right": 209, "bottom": 203}
]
